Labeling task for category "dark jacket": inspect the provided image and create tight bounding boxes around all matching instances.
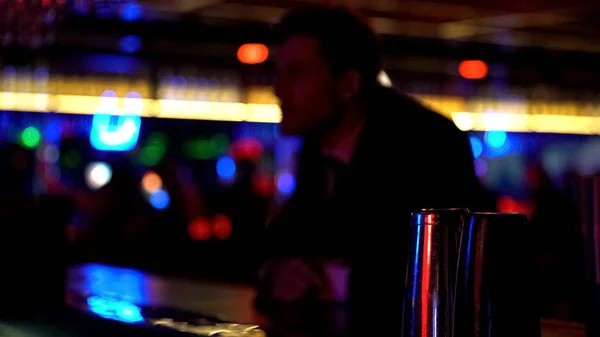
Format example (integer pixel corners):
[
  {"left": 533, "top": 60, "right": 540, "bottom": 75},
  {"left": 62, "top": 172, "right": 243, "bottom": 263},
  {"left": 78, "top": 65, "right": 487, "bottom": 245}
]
[{"left": 263, "top": 86, "right": 488, "bottom": 336}]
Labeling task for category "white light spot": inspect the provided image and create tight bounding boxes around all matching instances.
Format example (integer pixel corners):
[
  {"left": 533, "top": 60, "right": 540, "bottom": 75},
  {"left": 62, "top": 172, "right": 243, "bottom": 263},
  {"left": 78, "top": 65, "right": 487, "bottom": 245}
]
[{"left": 85, "top": 162, "right": 113, "bottom": 190}]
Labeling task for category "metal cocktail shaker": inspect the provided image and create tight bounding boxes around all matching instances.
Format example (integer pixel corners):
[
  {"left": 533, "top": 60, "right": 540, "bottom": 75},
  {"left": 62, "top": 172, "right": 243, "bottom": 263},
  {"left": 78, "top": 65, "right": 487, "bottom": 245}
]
[
  {"left": 402, "top": 209, "right": 468, "bottom": 337},
  {"left": 453, "top": 212, "right": 541, "bottom": 337}
]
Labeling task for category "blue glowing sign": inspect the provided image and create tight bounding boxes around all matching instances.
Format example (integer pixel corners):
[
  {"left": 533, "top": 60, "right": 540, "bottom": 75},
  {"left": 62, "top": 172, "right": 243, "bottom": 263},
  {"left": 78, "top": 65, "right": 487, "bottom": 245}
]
[
  {"left": 90, "top": 91, "right": 142, "bottom": 151},
  {"left": 87, "top": 296, "right": 144, "bottom": 324}
]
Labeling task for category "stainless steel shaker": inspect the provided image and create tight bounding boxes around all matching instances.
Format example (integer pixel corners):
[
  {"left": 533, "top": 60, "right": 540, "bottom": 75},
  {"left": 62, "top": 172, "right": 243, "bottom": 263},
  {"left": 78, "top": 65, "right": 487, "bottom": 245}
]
[
  {"left": 402, "top": 208, "right": 468, "bottom": 337},
  {"left": 453, "top": 212, "right": 541, "bottom": 337}
]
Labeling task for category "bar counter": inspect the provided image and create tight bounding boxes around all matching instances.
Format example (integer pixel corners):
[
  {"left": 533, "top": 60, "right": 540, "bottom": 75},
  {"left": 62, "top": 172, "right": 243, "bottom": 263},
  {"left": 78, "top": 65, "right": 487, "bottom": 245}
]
[{"left": 0, "top": 263, "right": 586, "bottom": 337}]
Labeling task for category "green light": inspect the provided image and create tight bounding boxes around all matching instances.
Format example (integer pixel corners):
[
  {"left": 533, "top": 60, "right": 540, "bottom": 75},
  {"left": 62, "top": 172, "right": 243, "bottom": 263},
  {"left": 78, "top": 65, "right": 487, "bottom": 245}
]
[
  {"left": 62, "top": 150, "right": 81, "bottom": 169},
  {"left": 138, "top": 132, "right": 168, "bottom": 167},
  {"left": 139, "top": 144, "right": 165, "bottom": 166},
  {"left": 183, "top": 134, "right": 230, "bottom": 160},
  {"left": 20, "top": 126, "right": 42, "bottom": 149}
]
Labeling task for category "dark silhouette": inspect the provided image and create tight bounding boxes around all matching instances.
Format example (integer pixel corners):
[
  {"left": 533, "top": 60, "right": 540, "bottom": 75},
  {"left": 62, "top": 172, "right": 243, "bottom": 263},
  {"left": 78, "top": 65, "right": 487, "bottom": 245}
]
[
  {"left": 526, "top": 163, "right": 584, "bottom": 320},
  {"left": 257, "top": 5, "right": 489, "bottom": 337},
  {"left": 89, "top": 161, "right": 151, "bottom": 265}
]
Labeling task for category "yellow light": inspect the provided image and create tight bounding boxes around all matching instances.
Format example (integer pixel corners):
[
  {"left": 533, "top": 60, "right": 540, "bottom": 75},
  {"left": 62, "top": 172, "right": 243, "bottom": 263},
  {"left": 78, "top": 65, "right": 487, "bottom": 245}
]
[
  {"left": 2, "top": 91, "right": 600, "bottom": 134},
  {"left": 452, "top": 112, "right": 600, "bottom": 135},
  {"left": 56, "top": 94, "right": 154, "bottom": 116},
  {"left": 0, "top": 92, "right": 281, "bottom": 123}
]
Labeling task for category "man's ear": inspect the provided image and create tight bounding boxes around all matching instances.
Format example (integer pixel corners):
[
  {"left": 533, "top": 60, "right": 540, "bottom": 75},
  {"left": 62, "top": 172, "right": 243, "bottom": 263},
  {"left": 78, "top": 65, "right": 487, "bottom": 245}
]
[{"left": 337, "top": 69, "right": 362, "bottom": 101}]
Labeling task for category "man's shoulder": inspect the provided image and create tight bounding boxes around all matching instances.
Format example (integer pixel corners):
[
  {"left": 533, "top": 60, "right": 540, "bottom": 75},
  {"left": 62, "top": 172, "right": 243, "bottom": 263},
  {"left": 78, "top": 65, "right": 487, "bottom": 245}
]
[{"left": 371, "top": 87, "right": 462, "bottom": 138}]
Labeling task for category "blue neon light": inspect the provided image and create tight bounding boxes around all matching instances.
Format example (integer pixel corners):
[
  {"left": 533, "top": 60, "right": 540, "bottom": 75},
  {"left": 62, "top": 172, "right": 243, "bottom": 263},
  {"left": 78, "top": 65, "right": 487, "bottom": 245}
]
[
  {"left": 87, "top": 296, "right": 144, "bottom": 324},
  {"left": 90, "top": 91, "right": 142, "bottom": 151},
  {"left": 81, "top": 264, "right": 147, "bottom": 305}
]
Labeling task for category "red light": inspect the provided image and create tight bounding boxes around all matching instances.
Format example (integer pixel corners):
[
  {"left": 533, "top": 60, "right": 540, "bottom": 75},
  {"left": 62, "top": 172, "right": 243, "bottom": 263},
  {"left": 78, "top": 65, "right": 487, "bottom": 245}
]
[
  {"left": 237, "top": 44, "right": 269, "bottom": 65},
  {"left": 497, "top": 195, "right": 518, "bottom": 213},
  {"left": 252, "top": 172, "right": 274, "bottom": 197},
  {"left": 231, "top": 138, "right": 263, "bottom": 161},
  {"left": 188, "top": 217, "right": 211, "bottom": 240},
  {"left": 213, "top": 214, "right": 232, "bottom": 239},
  {"left": 459, "top": 60, "right": 488, "bottom": 79}
]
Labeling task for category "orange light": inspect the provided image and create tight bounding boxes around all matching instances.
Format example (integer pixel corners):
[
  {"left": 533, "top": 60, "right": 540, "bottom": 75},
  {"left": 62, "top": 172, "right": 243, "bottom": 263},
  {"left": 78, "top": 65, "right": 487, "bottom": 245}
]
[
  {"left": 459, "top": 60, "right": 488, "bottom": 79},
  {"left": 237, "top": 44, "right": 269, "bottom": 65},
  {"left": 188, "top": 217, "right": 212, "bottom": 240},
  {"left": 213, "top": 214, "right": 232, "bottom": 240},
  {"left": 141, "top": 171, "right": 162, "bottom": 194}
]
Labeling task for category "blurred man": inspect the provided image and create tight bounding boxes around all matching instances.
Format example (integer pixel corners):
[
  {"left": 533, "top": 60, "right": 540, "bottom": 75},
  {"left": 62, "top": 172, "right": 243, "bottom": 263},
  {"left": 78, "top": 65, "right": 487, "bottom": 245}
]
[
  {"left": 526, "top": 163, "right": 583, "bottom": 320},
  {"left": 257, "top": 5, "right": 487, "bottom": 337}
]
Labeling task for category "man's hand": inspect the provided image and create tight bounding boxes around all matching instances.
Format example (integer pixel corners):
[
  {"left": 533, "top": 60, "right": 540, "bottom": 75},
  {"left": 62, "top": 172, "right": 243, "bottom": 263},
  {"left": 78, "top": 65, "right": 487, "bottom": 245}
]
[
  {"left": 256, "top": 258, "right": 347, "bottom": 337},
  {"left": 259, "top": 258, "right": 327, "bottom": 303}
]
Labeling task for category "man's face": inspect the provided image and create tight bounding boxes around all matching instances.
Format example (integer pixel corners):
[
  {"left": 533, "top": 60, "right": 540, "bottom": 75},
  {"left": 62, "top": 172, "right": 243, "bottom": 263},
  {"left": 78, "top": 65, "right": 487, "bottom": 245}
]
[{"left": 275, "top": 34, "right": 339, "bottom": 136}]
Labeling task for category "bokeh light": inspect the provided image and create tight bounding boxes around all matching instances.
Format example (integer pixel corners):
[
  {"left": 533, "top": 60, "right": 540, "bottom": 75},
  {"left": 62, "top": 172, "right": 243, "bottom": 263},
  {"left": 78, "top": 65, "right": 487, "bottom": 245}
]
[
  {"left": 377, "top": 71, "right": 392, "bottom": 87},
  {"left": 119, "top": 35, "right": 142, "bottom": 54},
  {"left": 252, "top": 173, "right": 275, "bottom": 197},
  {"left": 474, "top": 158, "right": 488, "bottom": 177},
  {"left": 459, "top": 60, "right": 488, "bottom": 79},
  {"left": 213, "top": 214, "right": 232, "bottom": 240},
  {"left": 231, "top": 138, "right": 263, "bottom": 161},
  {"left": 149, "top": 189, "right": 170, "bottom": 210},
  {"left": 277, "top": 172, "right": 296, "bottom": 195},
  {"left": 183, "top": 134, "right": 229, "bottom": 160},
  {"left": 237, "top": 44, "right": 269, "bottom": 64},
  {"left": 139, "top": 132, "right": 168, "bottom": 166},
  {"left": 141, "top": 171, "right": 162, "bottom": 194},
  {"left": 43, "top": 144, "right": 60, "bottom": 164},
  {"left": 120, "top": 2, "right": 143, "bottom": 22},
  {"left": 21, "top": 126, "right": 42, "bottom": 148},
  {"left": 485, "top": 130, "right": 511, "bottom": 157},
  {"left": 188, "top": 217, "right": 212, "bottom": 241},
  {"left": 216, "top": 156, "right": 236, "bottom": 179},
  {"left": 85, "top": 162, "right": 113, "bottom": 190},
  {"left": 469, "top": 136, "right": 483, "bottom": 159},
  {"left": 485, "top": 130, "right": 507, "bottom": 148}
]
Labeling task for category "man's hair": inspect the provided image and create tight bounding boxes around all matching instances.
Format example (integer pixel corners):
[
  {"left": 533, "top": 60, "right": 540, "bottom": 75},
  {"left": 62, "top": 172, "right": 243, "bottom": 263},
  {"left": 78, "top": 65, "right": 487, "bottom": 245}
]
[{"left": 274, "top": 5, "right": 382, "bottom": 93}]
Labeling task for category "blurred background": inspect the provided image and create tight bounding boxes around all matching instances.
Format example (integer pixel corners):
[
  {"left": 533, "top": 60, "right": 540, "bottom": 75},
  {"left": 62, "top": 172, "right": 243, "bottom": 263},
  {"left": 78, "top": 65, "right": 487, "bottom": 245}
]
[{"left": 2, "top": 0, "right": 600, "bottom": 332}]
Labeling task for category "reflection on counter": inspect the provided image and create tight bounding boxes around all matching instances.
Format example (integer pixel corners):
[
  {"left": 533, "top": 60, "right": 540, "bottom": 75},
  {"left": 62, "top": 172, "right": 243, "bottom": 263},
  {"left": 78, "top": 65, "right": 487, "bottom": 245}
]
[
  {"left": 87, "top": 296, "right": 144, "bottom": 324},
  {"left": 66, "top": 263, "right": 260, "bottom": 325},
  {"left": 150, "top": 319, "right": 265, "bottom": 337},
  {"left": 65, "top": 263, "right": 266, "bottom": 336}
]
